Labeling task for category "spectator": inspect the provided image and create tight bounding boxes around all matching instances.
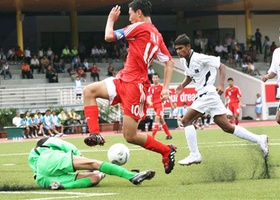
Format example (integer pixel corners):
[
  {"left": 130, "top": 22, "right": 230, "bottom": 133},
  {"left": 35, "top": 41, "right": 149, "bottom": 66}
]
[
  {"left": 255, "top": 28, "right": 262, "bottom": 54},
  {"left": 111, "top": 44, "right": 120, "bottom": 61},
  {"left": 270, "top": 41, "right": 277, "bottom": 53},
  {"left": 50, "top": 111, "right": 65, "bottom": 135},
  {"left": 2, "top": 61, "right": 12, "bottom": 80},
  {"left": 263, "top": 36, "right": 270, "bottom": 61},
  {"left": 78, "top": 41, "right": 86, "bottom": 61},
  {"left": 72, "top": 55, "right": 81, "bottom": 70},
  {"left": 77, "top": 66, "right": 86, "bottom": 82},
  {"left": 90, "top": 63, "right": 100, "bottom": 82},
  {"left": 67, "top": 64, "right": 77, "bottom": 81},
  {"left": 40, "top": 55, "right": 50, "bottom": 74},
  {"left": 24, "top": 46, "right": 32, "bottom": 64},
  {"left": 42, "top": 110, "right": 63, "bottom": 137},
  {"left": 30, "top": 54, "right": 40, "bottom": 74},
  {"left": 0, "top": 47, "right": 6, "bottom": 61},
  {"left": 119, "top": 44, "right": 128, "bottom": 61},
  {"left": 107, "top": 63, "right": 116, "bottom": 77},
  {"left": 27, "top": 114, "right": 39, "bottom": 138},
  {"left": 38, "top": 47, "right": 45, "bottom": 60},
  {"left": 169, "top": 102, "right": 180, "bottom": 119},
  {"left": 91, "top": 45, "right": 101, "bottom": 63},
  {"left": 12, "top": 112, "right": 22, "bottom": 127},
  {"left": 99, "top": 45, "right": 108, "bottom": 62},
  {"left": 15, "top": 46, "right": 24, "bottom": 62},
  {"left": 35, "top": 112, "right": 48, "bottom": 137},
  {"left": 71, "top": 46, "right": 78, "bottom": 58},
  {"left": 61, "top": 45, "right": 72, "bottom": 64},
  {"left": 58, "top": 110, "right": 70, "bottom": 134},
  {"left": 21, "top": 60, "right": 33, "bottom": 79},
  {"left": 53, "top": 54, "right": 64, "bottom": 73},
  {"left": 74, "top": 76, "right": 83, "bottom": 102},
  {"left": 7, "top": 47, "right": 16, "bottom": 62},
  {"left": 21, "top": 115, "right": 31, "bottom": 138},
  {"left": 214, "top": 42, "right": 227, "bottom": 60},
  {"left": 82, "top": 58, "right": 90, "bottom": 72},
  {"left": 148, "top": 65, "right": 155, "bottom": 83},
  {"left": 46, "top": 65, "right": 58, "bottom": 83},
  {"left": 255, "top": 93, "right": 262, "bottom": 120},
  {"left": 46, "top": 47, "right": 54, "bottom": 59}
]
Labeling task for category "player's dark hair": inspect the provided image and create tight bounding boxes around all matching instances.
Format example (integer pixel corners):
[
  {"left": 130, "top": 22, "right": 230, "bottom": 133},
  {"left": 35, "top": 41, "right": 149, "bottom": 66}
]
[
  {"left": 36, "top": 138, "right": 49, "bottom": 147},
  {"left": 227, "top": 77, "right": 234, "bottom": 81},
  {"left": 129, "top": 0, "right": 152, "bottom": 17},
  {"left": 174, "top": 34, "right": 191, "bottom": 46},
  {"left": 153, "top": 72, "right": 159, "bottom": 77}
]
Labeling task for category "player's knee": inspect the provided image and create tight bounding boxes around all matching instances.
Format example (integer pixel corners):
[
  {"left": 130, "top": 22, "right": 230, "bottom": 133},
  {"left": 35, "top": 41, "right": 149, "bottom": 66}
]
[
  {"left": 181, "top": 118, "right": 192, "bottom": 127},
  {"left": 123, "top": 134, "right": 136, "bottom": 144},
  {"left": 221, "top": 124, "right": 234, "bottom": 133}
]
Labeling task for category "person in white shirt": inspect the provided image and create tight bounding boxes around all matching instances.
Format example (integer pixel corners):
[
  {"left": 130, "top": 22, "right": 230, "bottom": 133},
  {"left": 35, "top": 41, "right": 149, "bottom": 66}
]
[
  {"left": 50, "top": 111, "right": 65, "bottom": 135},
  {"left": 262, "top": 45, "right": 280, "bottom": 124},
  {"left": 24, "top": 46, "right": 32, "bottom": 64},
  {"left": 174, "top": 34, "right": 269, "bottom": 166},
  {"left": 12, "top": 112, "right": 22, "bottom": 127},
  {"left": 91, "top": 45, "right": 101, "bottom": 63}
]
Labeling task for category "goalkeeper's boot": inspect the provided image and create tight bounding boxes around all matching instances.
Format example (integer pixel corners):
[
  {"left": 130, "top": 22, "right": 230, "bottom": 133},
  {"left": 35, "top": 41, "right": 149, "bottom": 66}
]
[
  {"left": 84, "top": 133, "right": 106, "bottom": 147},
  {"left": 178, "top": 153, "right": 202, "bottom": 166},
  {"left": 162, "top": 144, "right": 177, "bottom": 174},
  {"left": 129, "top": 170, "right": 155, "bottom": 185}
]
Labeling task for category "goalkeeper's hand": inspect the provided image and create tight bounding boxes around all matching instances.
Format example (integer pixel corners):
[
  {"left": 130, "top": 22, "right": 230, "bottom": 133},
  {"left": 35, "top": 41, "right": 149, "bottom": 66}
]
[{"left": 50, "top": 182, "right": 64, "bottom": 190}]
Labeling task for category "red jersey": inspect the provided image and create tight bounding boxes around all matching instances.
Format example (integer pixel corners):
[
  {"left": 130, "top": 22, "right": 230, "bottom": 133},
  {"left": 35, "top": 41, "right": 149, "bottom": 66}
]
[
  {"left": 113, "top": 22, "right": 172, "bottom": 85},
  {"left": 149, "top": 84, "right": 163, "bottom": 105},
  {"left": 225, "top": 86, "right": 242, "bottom": 103}
]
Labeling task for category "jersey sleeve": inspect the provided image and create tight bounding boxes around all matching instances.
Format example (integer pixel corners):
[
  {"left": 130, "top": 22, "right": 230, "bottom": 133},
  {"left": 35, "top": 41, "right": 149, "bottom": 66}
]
[
  {"left": 113, "top": 22, "right": 142, "bottom": 41},
  {"left": 202, "top": 55, "right": 220, "bottom": 69},
  {"left": 156, "top": 40, "right": 172, "bottom": 63},
  {"left": 268, "top": 49, "right": 279, "bottom": 74}
]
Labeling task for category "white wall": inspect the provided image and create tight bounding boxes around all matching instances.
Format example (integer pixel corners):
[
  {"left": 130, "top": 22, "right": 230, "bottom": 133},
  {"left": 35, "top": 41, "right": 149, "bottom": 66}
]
[{"left": 218, "top": 14, "right": 280, "bottom": 46}]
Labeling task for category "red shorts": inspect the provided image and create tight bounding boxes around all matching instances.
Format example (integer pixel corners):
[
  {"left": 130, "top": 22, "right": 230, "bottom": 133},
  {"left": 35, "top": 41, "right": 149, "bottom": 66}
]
[
  {"left": 153, "top": 103, "right": 164, "bottom": 118},
  {"left": 228, "top": 103, "right": 240, "bottom": 115},
  {"left": 105, "top": 77, "right": 148, "bottom": 122}
]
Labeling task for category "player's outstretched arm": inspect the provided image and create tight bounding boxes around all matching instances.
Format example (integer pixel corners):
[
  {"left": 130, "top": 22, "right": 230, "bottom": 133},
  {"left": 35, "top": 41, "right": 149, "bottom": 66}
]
[{"left": 105, "top": 5, "right": 121, "bottom": 42}]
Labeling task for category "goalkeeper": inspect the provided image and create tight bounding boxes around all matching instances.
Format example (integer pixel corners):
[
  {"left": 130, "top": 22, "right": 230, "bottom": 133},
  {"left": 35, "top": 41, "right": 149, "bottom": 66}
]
[{"left": 28, "top": 137, "right": 155, "bottom": 190}]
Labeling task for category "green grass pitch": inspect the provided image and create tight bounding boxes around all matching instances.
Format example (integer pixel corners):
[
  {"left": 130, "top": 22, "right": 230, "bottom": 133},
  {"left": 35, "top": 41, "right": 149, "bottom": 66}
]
[{"left": 0, "top": 125, "right": 279, "bottom": 200}]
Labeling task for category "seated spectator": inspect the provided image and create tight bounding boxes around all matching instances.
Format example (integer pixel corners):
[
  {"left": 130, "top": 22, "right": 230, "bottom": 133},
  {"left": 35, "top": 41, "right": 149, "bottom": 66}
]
[
  {"left": 20, "top": 115, "right": 31, "bottom": 138},
  {"left": 214, "top": 42, "right": 228, "bottom": 60},
  {"left": 91, "top": 45, "right": 101, "bottom": 63},
  {"left": 148, "top": 65, "right": 155, "bottom": 83},
  {"left": 99, "top": 45, "right": 108, "bottom": 62},
  {"left": 46, "top": 65, "right": 58, "bottom": 83},
  {"left": 30, "top": 54, "right": 40, "bottom": 73},
  {"left": 77, "top": 66, "right": 86, "bottom": 82},
  {"left": 42, "top": 109, "right": 63, "bottom": 137},
  {"left": 21, "top": 60, "right": 33, "bottom": 79},
  {"left": 40, "top": 55, "right": 50, "bottom": 73},
  {"left": 2, "top": 61, "right": 12, "bottom": 80},
  {"left": 7, "top": 47, "right": 16, "bottom": 62},
  {"left": 0, "top": 47, "right": 6, "bottom": 61},
  {"left": 58, "top": 110, "right": 70, "bottom": 134},
  {"left": 82, "top": 58, "right": 90, "bottom": 72},
  {"left": 111, "top": 44, "right": 120, "bottom": 61},
  {"left": 107, "top": 63, "right": 116, "bottom": 77},
  {"left": 12, "top": 112, "right": 22, "bottom": 127},
  {"left": 61, "top": 45, "right": 72, "bottom": 64},
  {"left": 15, "top": 46, "right": 24, "bottom": 62},
  {"left": 71, "top": 46, "right": 78, "bottom": 58},
  {"left": 67, "top": 64, "right": 77, "bottom": 81},
  {"left": 72, "top": 55, "right": 81, "bottom": 70},
  {"left": 24, "top": 46, "right": 32, "bottom": 64},
  {"left": 169, "top": 103, "right": 180, "bottom": 119},
  {"left": 53, "top": 54, "right": 64, "bottom": 73},
  {"left": 50, "top": 111, "right": 65, "bottom": 135},
  {"left": 38, "top": 47, "right": 45, "bottom": 60},
  {"left": 46, "top": 47, "right": 53, "bottom": 59},
  {"left": 27, "top": 114, "right": 39, "bottom": 138},
  {"left": 90, "top": 63, "right": 100, "bottom": 81}
]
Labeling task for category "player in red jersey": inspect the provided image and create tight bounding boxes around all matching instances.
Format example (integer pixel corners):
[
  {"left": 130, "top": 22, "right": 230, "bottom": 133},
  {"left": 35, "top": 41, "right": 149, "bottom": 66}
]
[
  {"left": 83, "top": 0, "right": 176, "bottom": 174},
  {"left": 148, "top": 73, "right": 172, "bottom": 139},
  {"left": 224, "top": 77, "right": 242, "bottom": 125}
]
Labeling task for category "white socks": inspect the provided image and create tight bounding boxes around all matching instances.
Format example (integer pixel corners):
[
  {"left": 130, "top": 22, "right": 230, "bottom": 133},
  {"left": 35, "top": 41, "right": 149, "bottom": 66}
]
[
  {"left": 184, "top": 125, "right": 200, "bottom": 155},
  {"left": 233, "top": 125, "right": 260, "bottom": 143}
]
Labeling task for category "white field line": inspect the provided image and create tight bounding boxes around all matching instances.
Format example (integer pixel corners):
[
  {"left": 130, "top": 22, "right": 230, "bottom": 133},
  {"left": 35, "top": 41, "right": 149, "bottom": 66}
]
[
  {"left": 0, "top": 191, "right": 117, "bottom": 200},
  {"left": 1, "top": 141, "right": 280, "bottom": 158}
]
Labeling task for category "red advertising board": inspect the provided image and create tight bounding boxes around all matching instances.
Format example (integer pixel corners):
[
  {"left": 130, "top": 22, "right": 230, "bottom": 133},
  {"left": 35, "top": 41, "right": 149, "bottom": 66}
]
[
  {"left": 163, "top": 86, "right": 197, "bottom": 107},
  {"left": 265, "top": 84, "right": 279, "bottom": 103}
]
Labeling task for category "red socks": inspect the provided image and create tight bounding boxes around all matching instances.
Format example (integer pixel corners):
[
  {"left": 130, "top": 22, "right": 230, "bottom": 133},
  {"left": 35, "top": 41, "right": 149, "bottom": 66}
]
[
  {"left": 152, "top": 124, "right": 159, "bottom": 138},
  {"left": 143, "top": 135, "right": 170, "bottom": 157},
  {"left": 84, "top": 105, "right": 100, "bottom": 134},
  {"left": 162, "top": 123, "right": 171, "bottom": 136}
]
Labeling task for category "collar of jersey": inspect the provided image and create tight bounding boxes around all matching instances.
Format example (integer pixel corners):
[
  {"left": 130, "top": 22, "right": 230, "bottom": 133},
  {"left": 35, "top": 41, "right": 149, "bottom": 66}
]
[{"left": 187, "top": 49, "right": 194, "bottom": 68}]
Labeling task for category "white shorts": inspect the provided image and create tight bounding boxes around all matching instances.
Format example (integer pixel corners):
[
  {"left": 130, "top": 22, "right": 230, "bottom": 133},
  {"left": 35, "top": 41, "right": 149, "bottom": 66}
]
[{"left": 190, "top": 92, "right": 227, "bottom": 117}]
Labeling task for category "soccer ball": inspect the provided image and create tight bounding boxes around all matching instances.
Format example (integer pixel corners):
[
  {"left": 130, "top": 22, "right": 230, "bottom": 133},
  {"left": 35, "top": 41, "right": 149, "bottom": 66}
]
[{"left": 107, "top": 143, "right": 130, "bottom": 166}]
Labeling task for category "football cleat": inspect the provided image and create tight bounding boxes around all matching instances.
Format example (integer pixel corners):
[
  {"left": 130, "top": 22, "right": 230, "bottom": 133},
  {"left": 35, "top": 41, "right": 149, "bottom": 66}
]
[
  {"left": 84, "top": 133, "right": 106, "bottom": 147},
  {"left": 129, "top": 170, "right": 155, "bottom": 185},
  {"left": 162, "top": 144, "right": 177, "bottom": 174},
  {"left": 258, "top": 135, "right": 269, "bottom": 158},
  {"left": 178, "top": 153, "right": 202, "bottom": 166},
  {"left": 165, "top": 135, "right": 173, "bottom": 140}
]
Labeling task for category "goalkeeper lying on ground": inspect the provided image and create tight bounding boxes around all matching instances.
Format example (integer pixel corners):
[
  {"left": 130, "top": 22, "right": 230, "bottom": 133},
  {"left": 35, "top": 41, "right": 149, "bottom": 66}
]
[{"left": 28, "top": 137, "right": 155, "bottom": 189}]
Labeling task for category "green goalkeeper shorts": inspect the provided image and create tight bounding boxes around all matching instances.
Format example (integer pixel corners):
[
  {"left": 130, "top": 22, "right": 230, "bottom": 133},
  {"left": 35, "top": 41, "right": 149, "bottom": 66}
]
[{"left": 35, "top": 149, "right": 77, "bottom": 188}]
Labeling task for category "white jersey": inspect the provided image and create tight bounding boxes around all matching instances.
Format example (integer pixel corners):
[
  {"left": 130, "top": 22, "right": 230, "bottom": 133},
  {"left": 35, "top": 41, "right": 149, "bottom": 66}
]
[
  {"left": 268, "top": 48, "right": 280, "bottom": 98},
  {"left": 180, "top": 50, "right": 220, "bottom": 95}
]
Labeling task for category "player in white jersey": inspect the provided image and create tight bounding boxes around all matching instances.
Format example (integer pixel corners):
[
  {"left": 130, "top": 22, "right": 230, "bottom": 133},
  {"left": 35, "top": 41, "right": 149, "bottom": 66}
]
[
  {"left": 262, "top": 45, "right": 280, "bottom": 124},
  {"left": 173, "top": 34, "right": 269, "bottom": 165}
]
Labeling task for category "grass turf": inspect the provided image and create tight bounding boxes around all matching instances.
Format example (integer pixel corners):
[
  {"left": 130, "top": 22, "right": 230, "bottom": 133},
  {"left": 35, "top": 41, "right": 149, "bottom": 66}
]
[{"left": 0, "top": 125, "right": 279, "bottom": 200}]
